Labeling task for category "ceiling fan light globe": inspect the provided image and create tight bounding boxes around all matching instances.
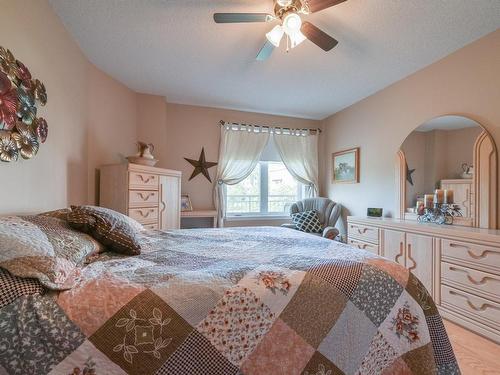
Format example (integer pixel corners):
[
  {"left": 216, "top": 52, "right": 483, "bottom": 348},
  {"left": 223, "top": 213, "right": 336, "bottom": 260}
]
[
  {"left": 277, "top": 0, "right": 293, "bottom": 6},
  {"left": 290, "top": 30, "right": 307, "bottom": 48},
  {"left": 283, "top": 12, "right": 302, "bottom": 33},
  {"left": 266, "top": 25, "right": 284, "bottom": 47}
]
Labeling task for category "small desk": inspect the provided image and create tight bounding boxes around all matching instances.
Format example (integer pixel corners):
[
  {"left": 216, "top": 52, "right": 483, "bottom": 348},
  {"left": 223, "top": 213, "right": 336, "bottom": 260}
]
[{"left": 181, "top": 210, "right": 217, "bottom": 228}]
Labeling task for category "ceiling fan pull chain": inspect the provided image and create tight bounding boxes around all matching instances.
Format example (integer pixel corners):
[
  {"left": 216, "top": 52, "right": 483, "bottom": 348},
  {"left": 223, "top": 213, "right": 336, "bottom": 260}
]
[{"left": 286, "top": 34, "right": 290, "bottom": 53}]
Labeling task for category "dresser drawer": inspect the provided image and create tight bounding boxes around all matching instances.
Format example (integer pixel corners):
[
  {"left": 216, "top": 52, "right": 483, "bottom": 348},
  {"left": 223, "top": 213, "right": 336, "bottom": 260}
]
[
  {"left": 441, "top": 239, "right": 500, "bottom": 274},
  {"left": 129, "top": 171, "right": 159, "bottom": 190},
  {"left": 348, "top": 238, "right": 379, "bottom": 255},
  {"left": 442, "top": 262, "right": 500, "bottom": 303},
  {"left": 128, "top": 207, "right": 158, "bottom": 224},
  {"left": 129, "top": 190, "right": 159, "bottom": 208},
  {"left": 347, "top": 223, "right": 379, "bottom": 244},
  {"left": 441, "top": 285, "right": 500, "bottom": 330},
  {"left": 143, "top": 223, "right": 159, "bottom": 230}
]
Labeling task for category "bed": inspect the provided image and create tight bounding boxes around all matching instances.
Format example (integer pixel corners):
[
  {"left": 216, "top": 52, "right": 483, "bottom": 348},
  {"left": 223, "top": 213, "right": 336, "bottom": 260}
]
[{"left": 0, "top": 220, "right": 459, "bottom": 374}]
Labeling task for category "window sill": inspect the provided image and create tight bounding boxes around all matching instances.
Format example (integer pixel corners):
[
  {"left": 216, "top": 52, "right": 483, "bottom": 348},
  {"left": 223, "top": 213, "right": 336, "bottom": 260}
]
[{"left": 225, "top": 215, "right": 291, "bottom": 222}]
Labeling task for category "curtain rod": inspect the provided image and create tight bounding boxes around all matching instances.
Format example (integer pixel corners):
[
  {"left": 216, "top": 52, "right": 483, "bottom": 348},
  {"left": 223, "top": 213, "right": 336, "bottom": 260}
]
[{"left": 219, "top": 120, "right": 322, "bottom": 134}]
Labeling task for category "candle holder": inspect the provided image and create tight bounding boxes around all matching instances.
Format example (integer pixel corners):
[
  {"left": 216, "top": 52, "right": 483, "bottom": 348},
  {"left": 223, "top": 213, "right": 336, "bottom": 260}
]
[{"left": 417, "top": 203, "right": 463, "bottom": 225}]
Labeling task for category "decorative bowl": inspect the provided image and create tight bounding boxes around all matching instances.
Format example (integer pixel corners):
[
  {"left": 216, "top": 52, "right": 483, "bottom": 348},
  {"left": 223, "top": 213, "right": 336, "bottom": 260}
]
[{"left": 126, "top": 156, "right": 158, "bottom": 167}]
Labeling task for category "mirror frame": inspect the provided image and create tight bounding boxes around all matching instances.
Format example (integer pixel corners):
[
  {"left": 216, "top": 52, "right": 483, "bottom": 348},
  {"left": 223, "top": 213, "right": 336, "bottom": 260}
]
[{"left": 395, "top": 116, "right": 498, "bottom": 229}]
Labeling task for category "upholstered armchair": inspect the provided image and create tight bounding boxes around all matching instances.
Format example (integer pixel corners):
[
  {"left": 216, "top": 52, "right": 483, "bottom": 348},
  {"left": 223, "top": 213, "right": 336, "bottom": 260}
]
[{"left": 282, "top": 197, "right": 342, "bottom": 239}]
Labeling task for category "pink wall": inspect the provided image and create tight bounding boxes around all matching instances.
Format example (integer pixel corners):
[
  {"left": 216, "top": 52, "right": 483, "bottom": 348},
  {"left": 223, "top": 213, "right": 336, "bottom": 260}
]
[
  {"left": 137, "top": 102, "right": 323, "bottom": 212},
  {"left": 136, "top": 94, "right": 168, "bottom": 167},
  {"left": 0, "top": 0, "right": 138, "bottom": 214},
  {"left": 322, "top": 30, "right": 500, "bottom": 234},
  {"left": 87, "top": 64, "right": 137, "bottom": 204}
]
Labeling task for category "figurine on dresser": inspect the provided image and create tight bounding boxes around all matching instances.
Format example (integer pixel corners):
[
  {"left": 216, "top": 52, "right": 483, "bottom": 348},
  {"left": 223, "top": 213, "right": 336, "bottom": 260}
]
[{"left": 127, "top": 141, "right": 158, "bottom": 166}]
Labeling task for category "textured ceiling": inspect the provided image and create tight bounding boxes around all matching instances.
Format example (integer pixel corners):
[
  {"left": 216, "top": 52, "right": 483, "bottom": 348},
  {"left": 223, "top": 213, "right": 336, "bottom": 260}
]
[{"left": 49, "top": 0, "right": 500, "bottom": 120}]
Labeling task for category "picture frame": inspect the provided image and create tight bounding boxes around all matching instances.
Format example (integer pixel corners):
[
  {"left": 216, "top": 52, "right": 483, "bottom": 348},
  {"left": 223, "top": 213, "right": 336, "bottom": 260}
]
[
  {"left": 332, "top": 147, "right": 360, "bottom": 183},
  {"left": 181, "top": 194, "right": 193, "bottom": 212}
]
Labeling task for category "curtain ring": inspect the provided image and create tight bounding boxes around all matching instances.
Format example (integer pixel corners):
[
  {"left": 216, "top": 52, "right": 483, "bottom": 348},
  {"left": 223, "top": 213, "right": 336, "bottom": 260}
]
[{"left": 217, "top": 180, "right": 224, "bottom": 185}]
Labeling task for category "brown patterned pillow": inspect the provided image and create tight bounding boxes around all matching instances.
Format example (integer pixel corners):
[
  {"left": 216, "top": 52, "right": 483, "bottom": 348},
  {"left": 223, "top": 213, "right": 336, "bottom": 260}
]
[
  {"left": 0, "top": 268, "right": 45, "bottom": 308},
  {"left": 68, "top": 206, "right": 141, "bottom": 255},
  {"left": 38, "top": 208, "right": 72, "bottom": 221}
]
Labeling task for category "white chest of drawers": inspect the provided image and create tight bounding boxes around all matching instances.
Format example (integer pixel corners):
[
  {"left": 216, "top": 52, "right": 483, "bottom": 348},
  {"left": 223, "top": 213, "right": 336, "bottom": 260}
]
[{"left": 99, "top": 163, "right": 181, "bottom": 230}]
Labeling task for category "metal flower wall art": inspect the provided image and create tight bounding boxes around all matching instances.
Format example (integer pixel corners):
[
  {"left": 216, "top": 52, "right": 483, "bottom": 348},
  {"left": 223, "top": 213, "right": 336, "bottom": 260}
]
[{"left": 0, "top": 46, "right": 48, "bottom": 162}]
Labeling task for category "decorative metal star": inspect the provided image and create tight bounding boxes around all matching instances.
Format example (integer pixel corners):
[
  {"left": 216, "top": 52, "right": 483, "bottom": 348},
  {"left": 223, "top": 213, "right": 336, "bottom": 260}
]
[
  {"left": 406, "top": 162, "right": 416, "bottom": 186},
  {"left": 184, "top": 148, "right": 218, "bottom": 182}
]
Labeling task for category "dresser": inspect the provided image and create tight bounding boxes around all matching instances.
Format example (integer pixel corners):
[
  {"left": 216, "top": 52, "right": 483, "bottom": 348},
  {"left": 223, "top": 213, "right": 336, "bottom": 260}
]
[
  {"left": 347, "top": 216, "right": 500, "bottom": 344},
  {"left": 99, "top": 163, "right": 182, "bottom": 230}
]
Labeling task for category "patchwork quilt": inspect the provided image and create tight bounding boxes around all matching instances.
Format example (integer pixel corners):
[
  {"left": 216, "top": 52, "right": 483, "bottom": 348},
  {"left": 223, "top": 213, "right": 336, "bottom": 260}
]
[{"left": 0, "top": 227, "right": 460, "bottom": 375}]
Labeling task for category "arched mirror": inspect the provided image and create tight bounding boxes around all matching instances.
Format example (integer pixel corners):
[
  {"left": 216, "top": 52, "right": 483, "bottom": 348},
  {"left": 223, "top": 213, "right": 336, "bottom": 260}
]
[{"left": 395, "top": 115, "right": 497, "bottom": 229}]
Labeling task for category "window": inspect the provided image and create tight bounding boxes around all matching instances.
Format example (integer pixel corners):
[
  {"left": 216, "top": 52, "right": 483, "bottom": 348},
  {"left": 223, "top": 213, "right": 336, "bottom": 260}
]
[{"left": 226, "top": 161, "right": 303, "bottom": 216}]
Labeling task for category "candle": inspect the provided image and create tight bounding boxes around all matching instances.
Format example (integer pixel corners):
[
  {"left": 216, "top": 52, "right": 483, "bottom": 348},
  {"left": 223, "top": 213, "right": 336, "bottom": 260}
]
[
  {"left": 445, "top": 189, "right": 454, "bottom": 204},
  {"left": 424, "top": 194, "right": 434, "bottom": 208},
  {"left": 435, "top": 189, "right": 445, "bottom": 204}
]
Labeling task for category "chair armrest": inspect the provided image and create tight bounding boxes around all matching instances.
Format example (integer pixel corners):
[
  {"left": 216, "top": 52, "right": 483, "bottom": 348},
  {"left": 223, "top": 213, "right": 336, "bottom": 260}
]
[
  {"left": 281, "top": 223, "right": 297, "bottom": 230},
  {"left": 322, "top": 226, "right": 339, "bottom": 240}
]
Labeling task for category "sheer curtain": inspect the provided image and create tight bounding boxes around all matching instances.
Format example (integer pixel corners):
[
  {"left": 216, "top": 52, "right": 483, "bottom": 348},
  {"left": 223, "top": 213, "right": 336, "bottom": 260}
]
[
  {"left": 273, "top": 129, "right": 319, "bottom": 197},
  {"left": 214, "top": 123, "right": 270, "bottom": 227}
]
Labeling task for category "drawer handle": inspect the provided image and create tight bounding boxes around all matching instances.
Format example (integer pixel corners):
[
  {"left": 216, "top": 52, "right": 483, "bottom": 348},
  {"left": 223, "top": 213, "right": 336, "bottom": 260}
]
[
  {"left": 467, "top": 250, "right": 489, "bottom": 259},
  {"left": 449, "top": 243, "right": 490, "bottom": 259},
  {"left": 467, "top": 301, "right": 493, "bottom": 312},
  {"left": 137, "top": 174, "right": 155, "bottom": 184},
  {"left": 357, "top": 228, "right": 369, "bottom": 234},
  {"left": 138, "top": 192, "right": 155, "bottom": 201},
  {"left": 448, "top": 266, "right": 491, "bottom": 285},
  {"left": 407, "top": 244, "right": 417, "bottom": 271},
  {"left": 136, "top": 209, "right": 154, "bottom": 218},
  {"left": 449, "top": 290, "right": 498, "bottom": 312},
  {"left": 467, "top": 275, "right": 489, "bottom": 286},
  {"left": 395, "top": 242, "right": 404, "bottom": 266}
]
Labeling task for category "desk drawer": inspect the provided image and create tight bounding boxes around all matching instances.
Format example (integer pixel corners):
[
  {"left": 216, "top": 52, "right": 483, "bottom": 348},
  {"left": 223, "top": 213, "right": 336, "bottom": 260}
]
[
  {"left": 129, "top": 171, "right": 159, "bottom": 190},
  {"left": 441, "top": 285, "right": 500, "bottom": 330},
  {"left": 129, "top": 190, "right": 159, "bottom": 208},
  {"left": 348, "top": 223, "right": 379, "bottom": 244},
  {"left": 442, "top": 262, "right": 500, "bottom": 303},
  {"left": 128, "top": 207, "right": 158, "bottom": 225},
  {"left": 442, "top": 239, "right": 500, "bottom": 274},
  {"left": 348, "top": 238, "right": 379, "bottom": 255}
]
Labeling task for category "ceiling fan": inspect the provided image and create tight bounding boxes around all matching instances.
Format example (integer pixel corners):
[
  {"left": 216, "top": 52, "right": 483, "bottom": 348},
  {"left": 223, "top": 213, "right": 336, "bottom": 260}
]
[{"left": 213, "top": 0, "right": 346, "bottom": 61}]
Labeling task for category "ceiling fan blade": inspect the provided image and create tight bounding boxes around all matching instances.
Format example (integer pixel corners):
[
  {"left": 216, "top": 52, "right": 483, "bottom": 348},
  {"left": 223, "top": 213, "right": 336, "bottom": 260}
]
[
  {"left": 256, "top": 40, "right": 275, "bottom": 61},
  {"left": 213, "top": 13, "right": 273, "bottom": 23},
  {"left": 301, "top": 22, "right": 338, "bottom": 51},
  {"left": 306, "top": 0, "right": 347, "bottom": 13}
]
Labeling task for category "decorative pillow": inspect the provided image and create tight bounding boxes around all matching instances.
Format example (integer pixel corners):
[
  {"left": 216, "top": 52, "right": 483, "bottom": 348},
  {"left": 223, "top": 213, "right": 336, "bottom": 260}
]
[
  {"left": 0, "top": 215, "right": 103, "bottom": 290},
  {"left": 291, "top": 210, "right": 323, "bottom": 233},
  {"left": 68, "top": 206, "right": 142, "bottom": 256},
  {"left": 38, "top": 208, "right": 106, "bottom": 256},
  {"left": 0, "top": 268, "right": 45, "bottom": 308},
  {"left": 38, "top": 208, "right": 72, "bottom": 221}
]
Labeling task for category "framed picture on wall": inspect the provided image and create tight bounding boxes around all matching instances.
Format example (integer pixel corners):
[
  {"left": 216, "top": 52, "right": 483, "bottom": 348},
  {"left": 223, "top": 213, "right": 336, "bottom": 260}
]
[
  {"left": 181, "top": 194, "right": 193, "bottom": 212},
  {"left": 332, "top": 147, "right": 360, "bottom": 184}
]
